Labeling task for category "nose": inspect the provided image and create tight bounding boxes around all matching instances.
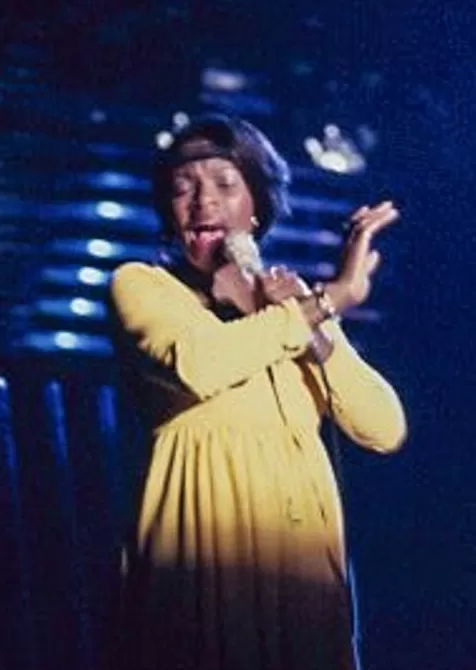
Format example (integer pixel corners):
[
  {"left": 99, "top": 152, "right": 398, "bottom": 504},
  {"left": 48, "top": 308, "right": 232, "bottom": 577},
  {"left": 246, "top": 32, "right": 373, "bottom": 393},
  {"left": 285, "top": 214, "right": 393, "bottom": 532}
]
[{"left": 191, "top": 179, "right": 219, "bottom": 215}]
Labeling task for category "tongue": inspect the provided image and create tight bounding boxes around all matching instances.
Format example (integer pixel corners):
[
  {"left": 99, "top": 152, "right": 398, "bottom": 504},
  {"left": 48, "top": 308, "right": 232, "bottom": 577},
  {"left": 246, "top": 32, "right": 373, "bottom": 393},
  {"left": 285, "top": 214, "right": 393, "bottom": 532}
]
[
  {"left": 199, "top": 229, "right": 224, "bottom": 240},
  {"left": 192, "top": 228, "right": 225, "bottom": 252}
]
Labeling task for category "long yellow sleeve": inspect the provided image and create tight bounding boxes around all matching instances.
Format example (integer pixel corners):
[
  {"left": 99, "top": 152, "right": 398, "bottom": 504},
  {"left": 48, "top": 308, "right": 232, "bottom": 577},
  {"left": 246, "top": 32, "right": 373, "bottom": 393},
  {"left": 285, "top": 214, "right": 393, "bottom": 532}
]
[
  {"left": 111, "top": 262, "right": 314, "bottom": 401},
  {"left": 303, "top": 320, "right": 407, "bottom": 453}
]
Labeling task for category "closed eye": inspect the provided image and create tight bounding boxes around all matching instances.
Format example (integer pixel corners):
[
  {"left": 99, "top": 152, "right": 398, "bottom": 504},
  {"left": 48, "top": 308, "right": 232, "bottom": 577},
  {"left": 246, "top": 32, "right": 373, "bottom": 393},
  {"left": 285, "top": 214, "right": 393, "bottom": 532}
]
[
  {"left": 172, "top": 177, "right": 193, "bottom": 196},
  {"left": 215, "top": 173, "right": 239, "bottom": 189},
  {"left": 217, "top": 179, "right": 237, "bottom": 190}
]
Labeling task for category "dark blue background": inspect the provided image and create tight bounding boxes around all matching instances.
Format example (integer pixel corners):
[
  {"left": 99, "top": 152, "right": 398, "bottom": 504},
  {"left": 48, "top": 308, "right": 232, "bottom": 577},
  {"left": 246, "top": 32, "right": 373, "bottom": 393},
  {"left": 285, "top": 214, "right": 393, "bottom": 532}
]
[{"left": 1, "top": 2, "right": 475, "bottom": 669}]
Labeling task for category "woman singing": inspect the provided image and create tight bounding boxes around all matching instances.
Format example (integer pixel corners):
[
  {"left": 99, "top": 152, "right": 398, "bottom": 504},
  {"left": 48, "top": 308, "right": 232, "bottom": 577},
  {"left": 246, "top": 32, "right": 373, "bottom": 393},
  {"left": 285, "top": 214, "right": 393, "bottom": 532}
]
[{"left": 110, "top": 114, "right": 407, "bottom": 670}]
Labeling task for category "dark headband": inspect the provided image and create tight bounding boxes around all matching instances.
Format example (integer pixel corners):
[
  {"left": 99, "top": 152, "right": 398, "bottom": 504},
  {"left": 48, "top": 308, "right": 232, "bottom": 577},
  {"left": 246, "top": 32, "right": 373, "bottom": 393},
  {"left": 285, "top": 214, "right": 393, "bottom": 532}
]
[{"left": 160, "top": 138, "right": 236, "bottom": 170}]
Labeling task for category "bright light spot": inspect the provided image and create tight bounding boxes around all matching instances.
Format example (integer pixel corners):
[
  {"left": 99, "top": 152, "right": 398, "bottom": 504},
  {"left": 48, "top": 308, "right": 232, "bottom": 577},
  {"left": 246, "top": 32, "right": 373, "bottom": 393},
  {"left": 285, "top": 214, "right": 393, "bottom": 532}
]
[
  {"left": 22, "top": 331, "right": 112, "bottom": 355},
  {"left": 87, "top": 239, "right": 116, "bottom": 258},
  {"left": 306, "top": 124, "right": 367, "bottom": 175},
  {"left": 96, "top": 171, "right": 132, "bottom": 188},
  {"left": 96, "top": 201, "right": 125, "bottom": 219},
  {"left": 155, "top": 131, "right": 174, "bottom": 149},
  {"left": 319, "top": 151, "right": 350, "bottom": 174},
  {"left": 55, "top": 332, "right": 79, "bottom": 349},
  {"left": 100, "top": 172, "right": 123, "bottom": 187},
  {"left": 324, "top": 124, "right": 341, "bottom": 140},
  {"left": 304, "top": 137, "right": 323, "bottom": 156},
  {"left": 202, "top": 67, "right": 248, "bottom": 92},
  {"left": 78, "top": 267, "right": 107, "bottom": 285},
  {"left": 172, "top": 111, "right": 189, "bottom": 129},
  {"left": 70, "top": 298, "right": 97, "bottom": 317},
  {"left": 90, "top": 109, "right": 106, "bottom": 123},
  {"left": 0, "top": 377, "right": 7, "bottom": 390},
  {"left": 315, "top": 230, "right": 342, "bottom": 246}
]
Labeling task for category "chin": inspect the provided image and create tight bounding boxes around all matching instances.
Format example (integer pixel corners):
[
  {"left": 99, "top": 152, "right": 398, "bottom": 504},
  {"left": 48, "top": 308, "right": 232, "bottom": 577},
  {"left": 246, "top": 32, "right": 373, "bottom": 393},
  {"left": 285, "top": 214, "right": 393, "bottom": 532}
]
[{"left": 186, "top": 251, "right": 218, "bottom": 274}]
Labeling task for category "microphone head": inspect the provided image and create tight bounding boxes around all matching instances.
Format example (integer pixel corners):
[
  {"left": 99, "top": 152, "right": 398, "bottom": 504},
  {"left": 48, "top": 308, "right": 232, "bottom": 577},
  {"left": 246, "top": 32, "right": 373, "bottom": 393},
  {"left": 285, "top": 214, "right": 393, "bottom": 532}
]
[{"left": 223, "top": 230, "right": 264, "bottom": 275}]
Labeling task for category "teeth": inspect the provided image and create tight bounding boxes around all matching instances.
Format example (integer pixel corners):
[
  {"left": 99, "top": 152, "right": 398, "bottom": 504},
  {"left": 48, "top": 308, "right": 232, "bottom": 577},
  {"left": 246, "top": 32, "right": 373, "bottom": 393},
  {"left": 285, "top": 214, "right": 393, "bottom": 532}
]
[{"left": 189, "top": 227, "right": 225, "bottom": 242}]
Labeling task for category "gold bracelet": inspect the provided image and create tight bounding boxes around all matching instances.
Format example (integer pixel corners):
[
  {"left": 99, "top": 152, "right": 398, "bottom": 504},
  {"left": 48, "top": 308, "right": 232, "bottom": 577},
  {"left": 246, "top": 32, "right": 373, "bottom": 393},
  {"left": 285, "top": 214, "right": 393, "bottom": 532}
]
[{"left": 312, "top": 282, "right": 337, "bottom": 320}]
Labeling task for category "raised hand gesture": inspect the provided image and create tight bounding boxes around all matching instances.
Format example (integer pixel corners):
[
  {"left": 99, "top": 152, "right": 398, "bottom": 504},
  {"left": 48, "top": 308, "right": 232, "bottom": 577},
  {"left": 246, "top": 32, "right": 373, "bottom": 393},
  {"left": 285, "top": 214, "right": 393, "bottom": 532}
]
[{"left": 326, "top": 201, "right": 399, "bottom": 312}]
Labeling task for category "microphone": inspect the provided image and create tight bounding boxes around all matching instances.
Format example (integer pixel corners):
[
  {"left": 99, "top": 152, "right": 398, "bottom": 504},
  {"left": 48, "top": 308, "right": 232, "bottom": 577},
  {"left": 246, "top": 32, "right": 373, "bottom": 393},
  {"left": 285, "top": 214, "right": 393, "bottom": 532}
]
[
  {"left": 224, "top": 229, "right": 331, "bottom": 362},
  {"left": 223, "top": 229, "right": 313, "bottom": 295},
  {"left": 223, "top": 230, "right": 264, "bottom": 277}
]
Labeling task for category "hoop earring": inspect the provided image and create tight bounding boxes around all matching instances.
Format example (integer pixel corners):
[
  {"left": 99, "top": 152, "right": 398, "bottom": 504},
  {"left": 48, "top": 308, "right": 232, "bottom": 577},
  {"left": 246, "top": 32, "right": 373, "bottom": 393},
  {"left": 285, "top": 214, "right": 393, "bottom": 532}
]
[{"left": 250, "top": 215, "right": 260, "bottom": 229}]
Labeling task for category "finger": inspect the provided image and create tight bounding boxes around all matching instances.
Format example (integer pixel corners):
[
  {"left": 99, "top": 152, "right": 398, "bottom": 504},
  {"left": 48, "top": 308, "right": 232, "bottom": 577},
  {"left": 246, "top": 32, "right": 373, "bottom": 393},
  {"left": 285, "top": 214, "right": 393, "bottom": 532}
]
[
  {"left": 260, "top": 274, "right": 290, "bottom": 294},
  {"left": 370, "top": 200, "right": 395, "bottom": 213},
  {"left": 295, "top": 276, "right": 312, "bottom": 296},
  {"left": 341, "top": 218, "right": 377, "bottom": 275},
  {"left": 273, "top": 277, "right": 297, "bottom": 292},
  {"left": 364, "top": 207, "right": 399, "bottom": 234},
  {"left": 263, "top": 286, "right": 290, "bottom": 303},
  {"left": 366, "top": 249, "right": 382, "bottom": 276},
  {"left": 366, "top": 201, "right": 398, "bottom": 219},
  {"left": 351, "top": 206, "right": 399, "bottom": 236},
  {"left": 274, "top": 264, "right": 290, "bottom": 279},
  {"left": 340, "top": 203, "right": 397, "bottom": 280},
  {"left": 347, "top": 201, "right": 397, "bottom": 233},
  {"left": 266, "top": 289, "right": 287, "bottom": 303},
  {"left": 350, "top": 205, "right": 370, "bottom": 222},
  {"left": 352, "top": 201, "right": 396, "bottom": 224},
  {"left": 263, "top": 277, "right": 302, "bottom": 301},
  {"left": 261, "top": 267, "right": 285, "bottom": 283},
  {"left": 356, "top": 201, "right": 397, "bottom": 222}
]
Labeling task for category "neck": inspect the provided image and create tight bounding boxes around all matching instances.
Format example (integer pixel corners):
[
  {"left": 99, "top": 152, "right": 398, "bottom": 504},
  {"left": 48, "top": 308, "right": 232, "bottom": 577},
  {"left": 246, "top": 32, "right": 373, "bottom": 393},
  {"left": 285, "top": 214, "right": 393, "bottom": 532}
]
[{"left": 170, "top": 254, "right": 214, "bottom": 291}]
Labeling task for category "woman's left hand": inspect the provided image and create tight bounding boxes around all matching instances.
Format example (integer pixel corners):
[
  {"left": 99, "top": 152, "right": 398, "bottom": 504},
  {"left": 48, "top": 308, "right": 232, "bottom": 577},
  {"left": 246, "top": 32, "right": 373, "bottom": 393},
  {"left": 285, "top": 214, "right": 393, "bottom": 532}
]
[{"left": 326, "top": 200, "right": 399, "bottom": 313}]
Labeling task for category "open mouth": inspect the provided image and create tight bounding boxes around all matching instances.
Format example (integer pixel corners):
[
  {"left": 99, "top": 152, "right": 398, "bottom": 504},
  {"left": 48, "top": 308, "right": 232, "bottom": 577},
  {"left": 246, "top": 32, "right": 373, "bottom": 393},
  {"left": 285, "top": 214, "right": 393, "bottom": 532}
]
[{"left": 189, "top": 223, "right": 227, "bottom": 243}]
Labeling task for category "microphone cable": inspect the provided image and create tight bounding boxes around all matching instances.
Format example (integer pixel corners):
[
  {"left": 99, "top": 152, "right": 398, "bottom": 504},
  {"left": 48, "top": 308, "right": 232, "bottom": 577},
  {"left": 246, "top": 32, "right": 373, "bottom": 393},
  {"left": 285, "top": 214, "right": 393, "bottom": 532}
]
[{"left": 316, "top": 356, "right": 364, "bottom": 670}]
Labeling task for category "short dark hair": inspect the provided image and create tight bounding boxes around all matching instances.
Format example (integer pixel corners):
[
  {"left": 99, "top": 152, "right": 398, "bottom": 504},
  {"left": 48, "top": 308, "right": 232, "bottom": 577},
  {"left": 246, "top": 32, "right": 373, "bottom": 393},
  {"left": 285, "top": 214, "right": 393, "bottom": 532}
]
[{"left": 152, "top": 113, "right": 291, "bottom": 239}]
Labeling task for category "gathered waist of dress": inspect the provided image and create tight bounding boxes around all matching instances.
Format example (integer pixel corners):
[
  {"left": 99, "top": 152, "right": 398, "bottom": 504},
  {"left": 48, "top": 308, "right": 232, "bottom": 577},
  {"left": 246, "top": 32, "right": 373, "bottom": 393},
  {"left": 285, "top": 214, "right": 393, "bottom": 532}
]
[
  {"left": 154, "top": 398, "right": 320, "bottom": 442},
  {"left": 157, "top": 398, "right": 279, "bottom": 431}
]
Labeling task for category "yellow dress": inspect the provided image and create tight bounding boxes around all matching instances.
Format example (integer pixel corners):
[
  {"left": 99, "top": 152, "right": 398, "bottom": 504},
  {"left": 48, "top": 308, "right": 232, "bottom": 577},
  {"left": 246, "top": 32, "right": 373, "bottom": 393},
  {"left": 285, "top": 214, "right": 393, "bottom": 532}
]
[{"left": 111, "top": 262, "right": 406, "bottom": 670}]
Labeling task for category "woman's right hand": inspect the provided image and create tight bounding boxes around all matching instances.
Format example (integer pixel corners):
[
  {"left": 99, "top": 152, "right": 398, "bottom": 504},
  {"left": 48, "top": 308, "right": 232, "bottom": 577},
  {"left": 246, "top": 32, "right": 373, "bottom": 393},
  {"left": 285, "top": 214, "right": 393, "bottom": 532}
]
[
  {"left": 326, "top": 201, "right": 399, "bottom": 312},
  {"left": 211, "top": 262, "right": 258, "bottom": 314}
]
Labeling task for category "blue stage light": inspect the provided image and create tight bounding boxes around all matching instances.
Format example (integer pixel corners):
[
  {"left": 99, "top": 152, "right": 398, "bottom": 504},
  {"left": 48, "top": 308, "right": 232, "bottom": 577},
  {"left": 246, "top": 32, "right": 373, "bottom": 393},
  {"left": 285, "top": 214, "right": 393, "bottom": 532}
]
[
  {"left": 18, "top": 331, "right": 113, "bottom": 355},
  {"left": 91, "top": 171, "right": 139, "bottom": 189},
  {"left": 54, "top": 332, "right": 80, "bottom": 349},
  {"left": 77, "top": 267, "right": 109, "bottom": 285},
  {"left": 155, "top": 131, "right": 174, "bottom": 149},
  {"left": 202, "top": 67, "right": 248, "bottom": 92},
  {"left": 87, "top": 239, "right": 120, "bottom": 258},
  {"left": 69, "top": 298, "right": 98, "bottom": 317},
  {"left": 90, "top": 109, "right": 107, "bottom": 123},
  {"left": 96, "top": 201, "right": 126, "bottom": 219},
  {"left": 172, "top": 111, "right": 190, "bottom": 129}
]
